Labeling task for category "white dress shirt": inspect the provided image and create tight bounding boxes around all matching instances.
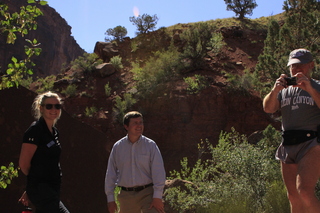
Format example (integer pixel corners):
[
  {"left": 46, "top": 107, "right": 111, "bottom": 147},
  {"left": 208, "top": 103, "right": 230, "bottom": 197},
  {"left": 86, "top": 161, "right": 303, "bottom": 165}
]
[{"left": 105, "top": 135, "right": 166, "bottom": 202}]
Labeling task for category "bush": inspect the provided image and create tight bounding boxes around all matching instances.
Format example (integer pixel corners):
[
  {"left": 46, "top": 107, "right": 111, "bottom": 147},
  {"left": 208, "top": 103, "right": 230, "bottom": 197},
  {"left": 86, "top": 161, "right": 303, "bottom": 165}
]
[
  {"left": 223, "top": 69, "right": 258, "bottom": 94},
  {"left": 112, "top": 93, "right": 137, "bottom": 123},
  {"left": 84, "top": 106, "right": 97, "bottom": 117},
  {"left": 208, "top": 32, "right": 226, "bottom": 55},
  {"left": 131, "top": 47, "right": 182, "bottom": 97},
  {"left": 35, "top": 75, "right": 56, "bottom": 93},
  {"left": 110, "top": 56, "right": 123, "bottom": 71},
  {"left": 180, "top": 22, "right": 216, "bottom": 71},
  {"left": 70, "top": 53, "right": 102, "bottom": 75},
  {"left": 165, "top": 126, "right": 288, "bottom": 213},
  {"left": 184, "top": 74, "right": 208, "bottom": 94},
  {"left": 18, "top": 76, "right": 33, "bottom": 89},
  {"left": 104, "top": 82, "right": 112, "bottom": 96},
  {"left": 61, "top": 84, "right": 77, "bottom": 97}
]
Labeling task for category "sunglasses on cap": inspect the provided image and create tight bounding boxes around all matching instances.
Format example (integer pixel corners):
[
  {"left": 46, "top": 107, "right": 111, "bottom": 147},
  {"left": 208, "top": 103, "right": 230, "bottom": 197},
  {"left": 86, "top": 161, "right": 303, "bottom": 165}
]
[{"left": 42, "top": 104, "right": 62, "bottom": 110}]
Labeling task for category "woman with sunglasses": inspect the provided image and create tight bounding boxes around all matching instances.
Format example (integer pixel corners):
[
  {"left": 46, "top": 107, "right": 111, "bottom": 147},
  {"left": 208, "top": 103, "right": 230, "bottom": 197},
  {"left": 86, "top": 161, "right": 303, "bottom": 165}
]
[{"left": 18, "top": 91, "right": 69, "bottom": 213}]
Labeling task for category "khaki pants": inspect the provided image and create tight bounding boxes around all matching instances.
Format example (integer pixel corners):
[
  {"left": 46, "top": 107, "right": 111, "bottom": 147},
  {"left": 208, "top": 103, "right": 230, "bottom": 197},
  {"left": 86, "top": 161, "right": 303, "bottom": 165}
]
[{"left": 118, "top": 186, "right": 158, "bottom": 213}]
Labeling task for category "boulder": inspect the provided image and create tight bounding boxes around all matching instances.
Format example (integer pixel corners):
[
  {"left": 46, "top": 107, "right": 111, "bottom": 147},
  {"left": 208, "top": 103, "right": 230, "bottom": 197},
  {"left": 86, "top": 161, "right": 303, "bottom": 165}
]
[{"left": 94, "top": 42, "right": 119, "bottom": 62}]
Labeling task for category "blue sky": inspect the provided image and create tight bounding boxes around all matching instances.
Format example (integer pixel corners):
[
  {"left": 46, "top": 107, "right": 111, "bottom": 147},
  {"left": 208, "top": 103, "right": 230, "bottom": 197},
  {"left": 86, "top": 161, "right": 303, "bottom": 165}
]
[{"left": 47, "top": 0, "right": 285, "bottom": 53}]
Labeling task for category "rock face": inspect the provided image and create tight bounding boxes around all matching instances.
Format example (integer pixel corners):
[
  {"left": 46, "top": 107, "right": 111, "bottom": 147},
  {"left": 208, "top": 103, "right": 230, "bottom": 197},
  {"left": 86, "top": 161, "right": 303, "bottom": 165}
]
[{"left": 0, "top": 0, "right": 85, "bottom": 77}]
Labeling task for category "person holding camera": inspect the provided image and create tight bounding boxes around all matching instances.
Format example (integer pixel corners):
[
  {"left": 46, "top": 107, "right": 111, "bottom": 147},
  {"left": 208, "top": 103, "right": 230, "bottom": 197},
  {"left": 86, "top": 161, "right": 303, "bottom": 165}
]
[{"left": 263, "top": 48, "right": 320, "bottom": 212}]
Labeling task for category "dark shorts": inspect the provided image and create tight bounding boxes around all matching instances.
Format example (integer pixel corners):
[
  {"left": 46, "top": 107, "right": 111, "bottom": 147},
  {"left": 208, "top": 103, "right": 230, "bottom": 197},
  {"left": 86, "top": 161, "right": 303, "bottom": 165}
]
[
  {"left": 26, "top": 182, "right": 69, "bottom": 213},
  {"left": 275, "top": 137, "right": 319, "bottom": 164}
]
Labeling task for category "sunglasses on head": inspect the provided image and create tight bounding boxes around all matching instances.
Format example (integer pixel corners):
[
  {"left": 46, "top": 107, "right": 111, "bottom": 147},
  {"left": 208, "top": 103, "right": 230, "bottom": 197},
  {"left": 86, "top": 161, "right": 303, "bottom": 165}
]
[{"left": 42, "top": 104, "right": 62, "bottom": 110}]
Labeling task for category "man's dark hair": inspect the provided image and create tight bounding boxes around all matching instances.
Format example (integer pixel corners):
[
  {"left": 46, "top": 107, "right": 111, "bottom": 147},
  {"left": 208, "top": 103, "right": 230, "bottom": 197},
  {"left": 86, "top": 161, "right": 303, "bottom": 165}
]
[{"left": 123, "top": 111, "right": 143, "bottom": 126}]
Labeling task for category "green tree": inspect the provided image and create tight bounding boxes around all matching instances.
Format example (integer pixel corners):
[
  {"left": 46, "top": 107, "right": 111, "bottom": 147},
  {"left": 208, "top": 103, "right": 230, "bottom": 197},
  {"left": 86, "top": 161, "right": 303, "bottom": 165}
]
[
  {"left": 129, "top": 13, "right": 159, "bottom": 35},
  {"left": 224, "top": 0, "right": 258, "bottom": 19},
  {"left": 0, "top": 0, "right": 46, "bottom": 89},
  {"left": 105, "top": 25, "right": 127, "bottom": 41},
  {"left": 180, "top": 22, "right": 216, "bottom": 71},
  {"left": 255, "top": 0, "right": 320, "bottom": 97},
  {"left": 0, "top": 0, "right": 47, "bottom": 189}
]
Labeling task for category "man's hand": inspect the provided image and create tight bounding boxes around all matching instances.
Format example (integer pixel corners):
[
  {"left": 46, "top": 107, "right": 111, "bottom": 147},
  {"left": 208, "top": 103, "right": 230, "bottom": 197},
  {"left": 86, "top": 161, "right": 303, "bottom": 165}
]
[
  {"left": 149, "top": 198, "right": 165, "bottom": 213},
  {"left": 108, "top": 201, "right": 118, "bottom": 213}
]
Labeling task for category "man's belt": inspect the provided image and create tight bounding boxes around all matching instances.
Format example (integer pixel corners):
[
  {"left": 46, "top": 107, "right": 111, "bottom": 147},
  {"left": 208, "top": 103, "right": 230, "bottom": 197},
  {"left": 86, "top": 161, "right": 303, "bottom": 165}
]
[{"left": 120, "top": 183, "right": 153, "bottom": 192}]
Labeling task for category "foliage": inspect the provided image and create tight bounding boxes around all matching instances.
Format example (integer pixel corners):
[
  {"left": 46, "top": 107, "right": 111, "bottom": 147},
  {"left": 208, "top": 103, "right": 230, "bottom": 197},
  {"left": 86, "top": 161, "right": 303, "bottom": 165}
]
[
  {"left": 165, "top": 126, "right": 287, "bottom": 213},
  {"left": 105, "top": 25, "right": 127, "bottom": 41},
  {"left": 224, "top": 69, "right": 257, "bottom": 93},
  {"left": 18, "top": 76, "right": 34, "bottom": 89},
  {"left": 0, "top": 0, "right": 46, "bottom": 89},
  {"left": 61, "top": 84, "right": 78, "bottom": 97},
  {"left": 0, "top": 162, "right": 18, "bottom": 189},
  {"left": 84, "top": 106, "right": 98, "bottom": 117},
  {"left": 110, "top": 56, "right": 123, "bottom": 71},
  {"left": 113, "top": 93, "right": 137, "bottom": 123},
  {"left": 0, "top": 0, "right": 47, "bottom": 189},
  {"left": 255, "top": 0, "right": 320, "bottom": 97},
  {"left": 131, "top": 46, "right": 182, "bottom": 97},
  {"left": 1, "top": 38, "right": 42, "bottom": 89},
  {"left": 129, "top": 13, "right": 159, "bottom": 35},
  {"left": 208, "top": 32, "right": 226, "bottom": 55},
  {"left": 70, "top": 53, "right": 102, "bottom": 75},
  {"left": 130, "top": 40, "right": 139, "bottom": 52},
  {"left": 35, "top": 75, "right": 55, "bottom": 93},
  {"left": 180, "top": 22, "right": 216, "bottom": 71},
  {"left": 184, "top": 74, "right": 208, "bottom": 94},
  {"left": 223, "top": 0, "right": 258, "bottom": 19},
  {"left": 104, "top": 82, "right": 112, "bottom": 97}
]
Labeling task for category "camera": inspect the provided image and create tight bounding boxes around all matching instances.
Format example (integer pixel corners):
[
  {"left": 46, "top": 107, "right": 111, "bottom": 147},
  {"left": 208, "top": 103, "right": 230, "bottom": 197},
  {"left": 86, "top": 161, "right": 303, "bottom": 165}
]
[{"left": 285, "top": 77, "right": 297, "bottom": 86}]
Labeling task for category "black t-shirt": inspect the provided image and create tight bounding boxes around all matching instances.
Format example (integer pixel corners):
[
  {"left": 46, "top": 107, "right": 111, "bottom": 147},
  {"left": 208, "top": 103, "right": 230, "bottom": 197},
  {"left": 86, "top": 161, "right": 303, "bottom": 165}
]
[{"left": 23, "top": 117, "right": 62, "bottom": 184}]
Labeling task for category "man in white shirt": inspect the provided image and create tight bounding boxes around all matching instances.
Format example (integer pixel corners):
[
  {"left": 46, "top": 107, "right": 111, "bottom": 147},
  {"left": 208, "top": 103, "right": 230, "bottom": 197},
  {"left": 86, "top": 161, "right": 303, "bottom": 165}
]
[{"left": 105, "top": 111, "right": 166, "bottom": 213}]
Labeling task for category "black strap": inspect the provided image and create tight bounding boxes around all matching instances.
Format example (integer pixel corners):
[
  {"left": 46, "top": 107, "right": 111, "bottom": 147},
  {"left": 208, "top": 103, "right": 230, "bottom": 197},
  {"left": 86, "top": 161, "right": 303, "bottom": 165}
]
[
  {"left": 282, "top": 130, "right": 317, "bottom": 145},
  {"left": 121, "top": 183, "right": 153, "bottom": 192}
]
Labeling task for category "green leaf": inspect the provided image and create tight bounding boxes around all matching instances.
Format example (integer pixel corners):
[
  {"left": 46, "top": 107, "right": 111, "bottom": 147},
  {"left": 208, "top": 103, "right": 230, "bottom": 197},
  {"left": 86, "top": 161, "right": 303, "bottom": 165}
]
[
  {"left": 6, "top": 68, "right": 14, "bottom": 75},
  {"left": 40, "top": 1, "right": 48, "bottom": 6},
  {"left": 11, "top": 57, "right": 17, "bottom": 63}
]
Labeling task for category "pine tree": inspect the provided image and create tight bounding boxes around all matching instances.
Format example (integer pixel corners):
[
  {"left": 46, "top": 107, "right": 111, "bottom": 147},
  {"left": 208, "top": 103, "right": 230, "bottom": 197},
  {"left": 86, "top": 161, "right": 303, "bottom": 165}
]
[
  {"left": 224, "top": 0, "right": 258, "bottom": 19},
  {"left": 255, "top": 0, "right": 320, "bottom": 96}
]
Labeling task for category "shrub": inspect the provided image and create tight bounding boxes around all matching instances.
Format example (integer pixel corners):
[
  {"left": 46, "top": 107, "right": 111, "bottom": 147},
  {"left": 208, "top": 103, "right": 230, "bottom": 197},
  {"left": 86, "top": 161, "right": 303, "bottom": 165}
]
[
  {"left": 84, "top": 106, "right": 97, "bottom": 117},
  {"left": 184, "top": 74, "right": 208, "bottom": 94},
  {"left": 35, "top": 75, "right": 56, "bottom": 93},
  {"left": 208, "top": 32, "right": 226, "bottom": 55},
  {"left": 130, "top": 40, "right": 139, "bottom": 52},
  {"left": 223, "top": 69, "right": 258, "bottom": 94},
  {"left": 18, "top": 76, "right": 33, "bottom": 89},
  {"left": 70, "top": 53, "right": 102, "bottom": 75},
  {"left": 180, "top": 22, "right": 216, "bottom": 71},
  {"left": 131, "top": 47, "right": 182, "bottom": 97},
  {"left": 110, "top": 56, "right": 123, "bottom": 71},
  {"left": 165, "top": 126, "right": 288, "bottom": 213},
  {"left": 104, "top": 82, "right": 112, "bottom": 96},
  {"left": 61, "top": 84, "right": 77, "bottom": 97},
  {"left": 112, "top": 93, "right": 137, "bottom": 123}
]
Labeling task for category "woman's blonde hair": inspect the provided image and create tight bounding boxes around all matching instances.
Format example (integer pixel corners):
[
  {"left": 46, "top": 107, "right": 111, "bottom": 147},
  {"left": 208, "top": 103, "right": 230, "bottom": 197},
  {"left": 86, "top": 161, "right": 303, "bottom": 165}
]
[{"left": 32, "top": 91, "right": 62, "bottom": 122}]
